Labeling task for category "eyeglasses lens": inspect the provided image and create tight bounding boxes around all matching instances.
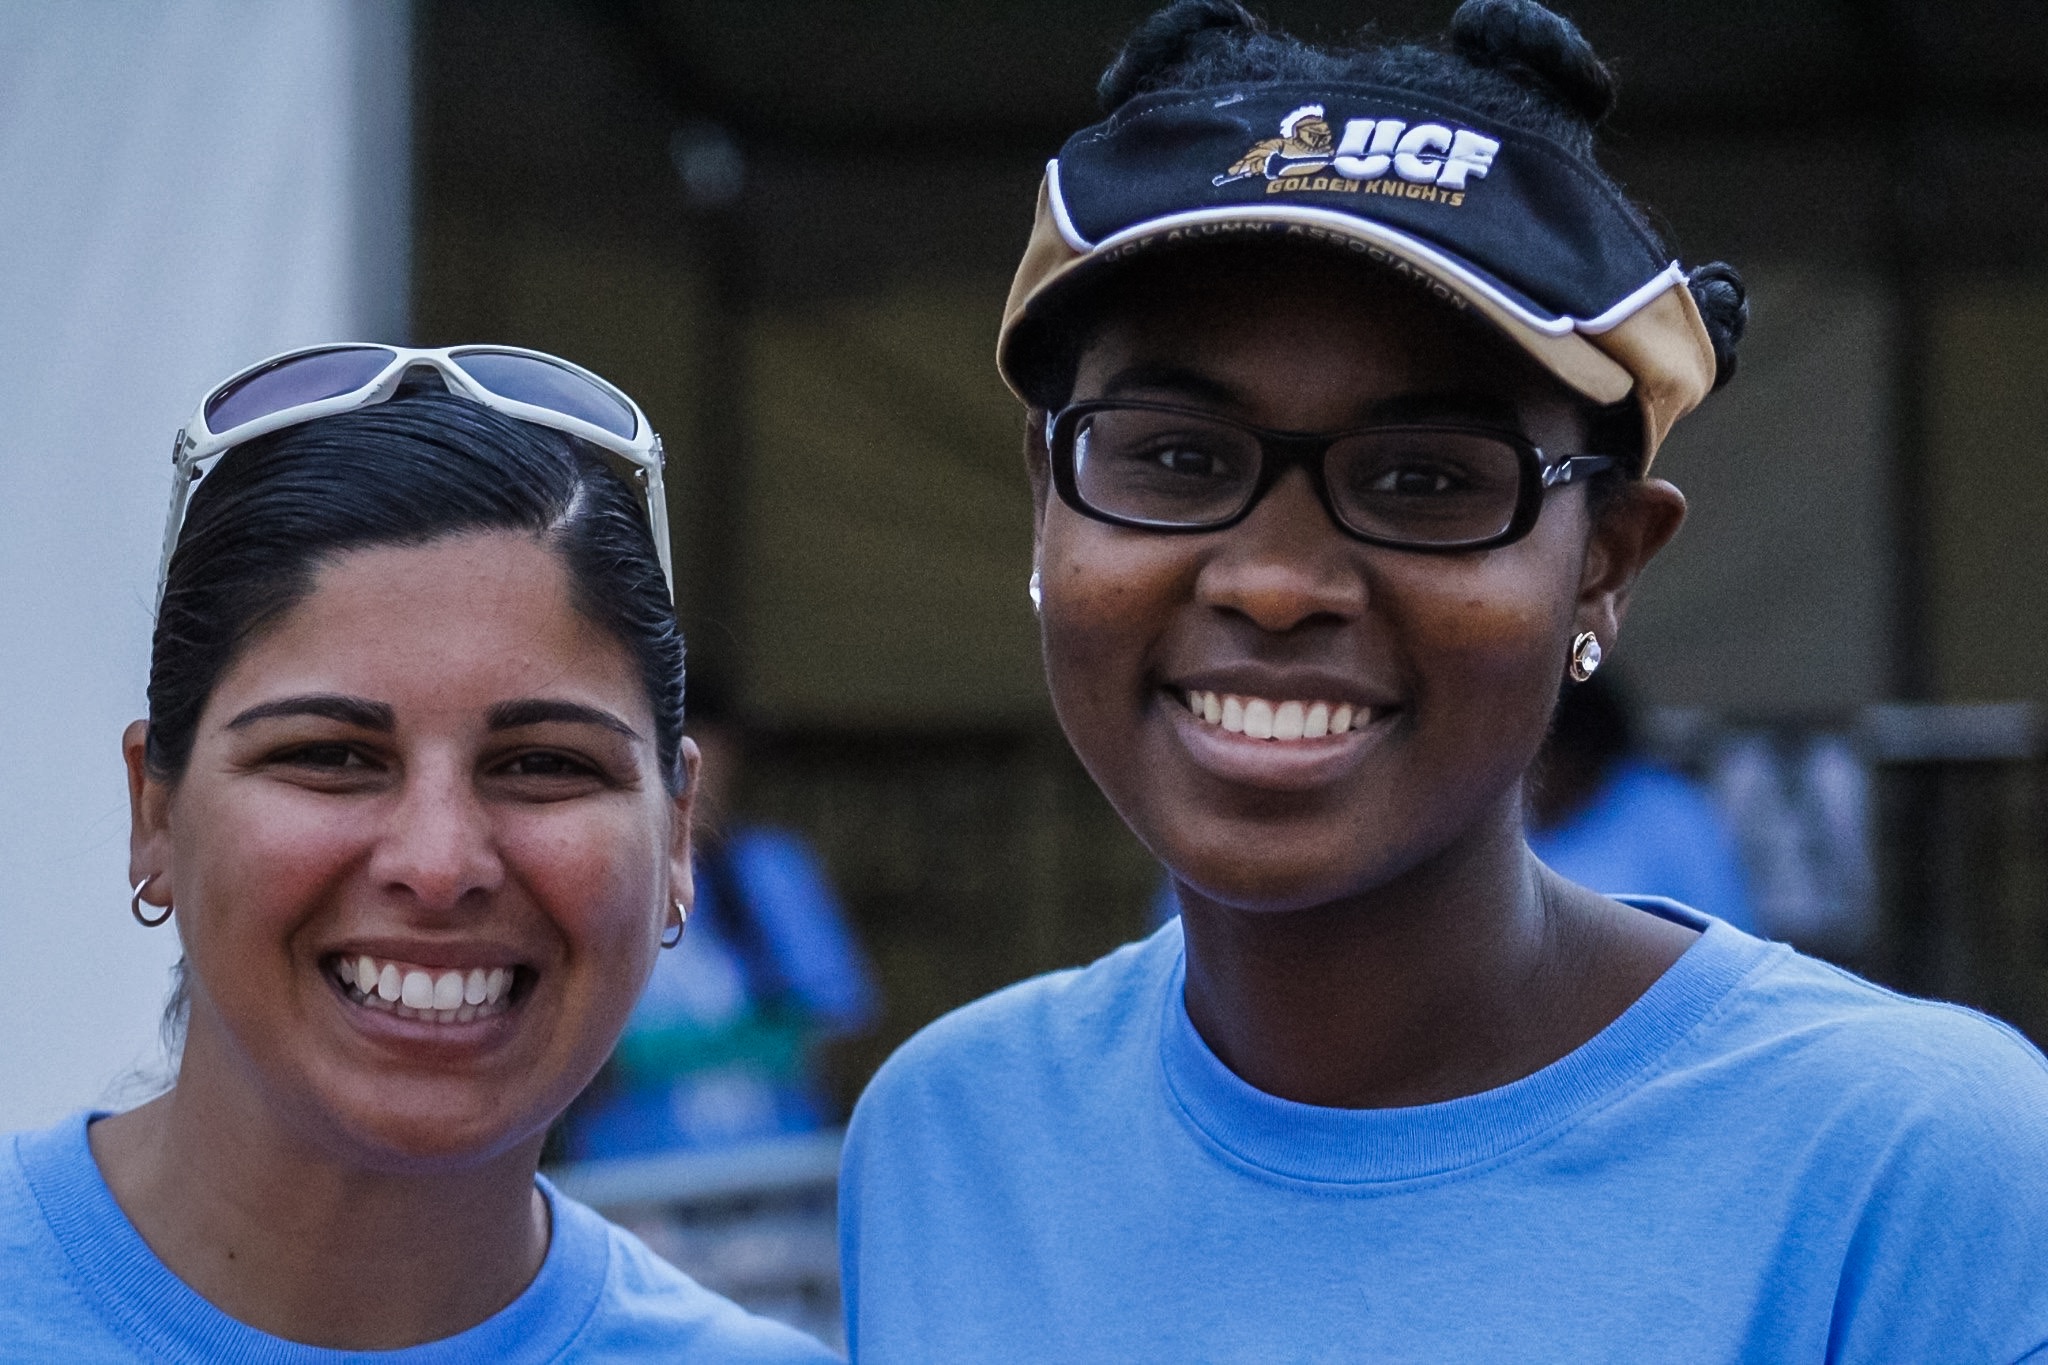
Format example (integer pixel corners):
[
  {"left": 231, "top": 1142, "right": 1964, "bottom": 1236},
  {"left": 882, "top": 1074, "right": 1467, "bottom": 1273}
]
[
  {"left": 1327, "top": 430, "right": 1522, "bottom": 545},
  {"left": 203, "top": 346, "right": 396, "bottom": 433},
  {"left": 1071, "top": 409, "right": 1525, "bottom": 546},
  {"left": 452, "top": 350, "right": 638, "bottom": 440},
  {"left": 1071, "top": 408, "right": 1262, "bottom": 527}
]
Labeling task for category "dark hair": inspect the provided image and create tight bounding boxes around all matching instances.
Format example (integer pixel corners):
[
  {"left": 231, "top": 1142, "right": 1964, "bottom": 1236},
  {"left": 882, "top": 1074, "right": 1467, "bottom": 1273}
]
[
  {"left": 1040, "top": 0, "right": 1749, "bottom": 449},
  {"left": 147, "top": 388, "right": 686, "bottom": 791}
]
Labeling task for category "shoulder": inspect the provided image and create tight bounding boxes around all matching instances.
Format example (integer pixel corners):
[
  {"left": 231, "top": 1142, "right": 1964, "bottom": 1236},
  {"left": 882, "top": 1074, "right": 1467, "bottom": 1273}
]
[
  {"left": 0, "top": 1116, "right": 136, "bottom": 1358},
  {"left": 1717, "top": 947, "right": 2048, "bottom": 1154},
  {"left": 856, "top": 923, "right": 1179, "bottom": 1120},
  {"left": 548, "top": 1193, "right": 839, "bottom": 1362}
]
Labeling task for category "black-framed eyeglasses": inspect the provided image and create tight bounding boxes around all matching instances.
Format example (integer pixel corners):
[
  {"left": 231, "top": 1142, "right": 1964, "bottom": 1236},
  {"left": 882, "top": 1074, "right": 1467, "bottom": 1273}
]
[{"left": 1047, "top": 401, "right": 1618, "bottom": 553}]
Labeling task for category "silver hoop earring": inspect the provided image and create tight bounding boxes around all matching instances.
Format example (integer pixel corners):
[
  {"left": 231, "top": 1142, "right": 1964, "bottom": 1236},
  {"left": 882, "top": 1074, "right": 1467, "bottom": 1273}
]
[
  {"left": 1568, "top": 631, "right": 1604, "bottom": 683},
  {"left": 660, "top": 901, "right": 688, "bottom": 949},
  {"left": 1027, "top": 567, "right": 1042, "bottom": 614},
  {"left": 131, "top": 879, "right": 173, "bottom": 928}
]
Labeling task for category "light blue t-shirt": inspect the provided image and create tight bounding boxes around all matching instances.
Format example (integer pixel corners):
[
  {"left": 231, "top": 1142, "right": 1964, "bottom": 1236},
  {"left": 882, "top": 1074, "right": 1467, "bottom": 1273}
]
[
  {"left": 0, "top": 1113, "right": 839, "bottom": 1363},
  {"left": 841, "top": 902, "right": 2048, "bottom": 1363}
]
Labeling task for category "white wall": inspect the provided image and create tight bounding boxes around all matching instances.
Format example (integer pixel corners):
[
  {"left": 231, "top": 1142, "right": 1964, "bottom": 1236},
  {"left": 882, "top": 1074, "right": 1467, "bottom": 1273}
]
[{"left": 0, "top": 1, "right": 409, "bottom": 1131}]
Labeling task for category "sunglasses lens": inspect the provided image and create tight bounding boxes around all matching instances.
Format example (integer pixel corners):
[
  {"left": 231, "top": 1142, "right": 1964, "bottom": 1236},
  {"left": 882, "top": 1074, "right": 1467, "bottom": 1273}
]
[
  {"left": 451, "top": 350, "right": 638, "bottom": 440},
  {"left": 203, "top": 346, "right": 395, "bottom": 433}
]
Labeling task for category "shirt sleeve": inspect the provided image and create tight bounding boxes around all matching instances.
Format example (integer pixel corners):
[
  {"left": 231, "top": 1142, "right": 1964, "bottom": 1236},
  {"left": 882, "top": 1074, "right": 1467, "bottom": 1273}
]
[{"left": 1827, "top": 1010, "right": 2048, "bottom": 1364}]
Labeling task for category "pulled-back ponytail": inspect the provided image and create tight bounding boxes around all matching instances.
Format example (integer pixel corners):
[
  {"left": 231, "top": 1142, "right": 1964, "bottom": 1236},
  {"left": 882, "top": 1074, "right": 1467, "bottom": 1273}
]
[
  {"left": 1097, "top": 0, "right": 1264, "bottom": 112},
  {"left": 1449, "top": 0, "right": 1615, "bottom": 126}
]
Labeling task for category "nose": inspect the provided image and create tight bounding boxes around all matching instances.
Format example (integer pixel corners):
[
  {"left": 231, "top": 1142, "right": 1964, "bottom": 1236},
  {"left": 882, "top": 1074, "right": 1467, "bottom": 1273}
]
[
  {"left": 1195, "top": 467, "right": 1368, "bottom": 632},
  {"left": 367, "top": 751, "right": 505, "bottom": 914}
]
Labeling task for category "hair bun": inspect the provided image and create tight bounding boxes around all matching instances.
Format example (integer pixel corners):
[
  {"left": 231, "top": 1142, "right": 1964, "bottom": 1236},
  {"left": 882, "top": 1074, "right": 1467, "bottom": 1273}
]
[
  {"left": 1449, "top": 0, "right": 1616, "bottom": 127},
  {"left": 1686, "top": 261, "right": 1749, "bottom": 391},
  {"left": 1098, "top": 0, "right": 1265, "bottom": 112}
]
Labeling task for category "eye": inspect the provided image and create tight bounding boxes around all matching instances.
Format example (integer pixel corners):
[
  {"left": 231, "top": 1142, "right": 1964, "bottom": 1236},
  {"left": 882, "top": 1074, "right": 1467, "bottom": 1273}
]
[
  {"left": 275, "top": 743, "right": 371, "bottom": 771},
  {"left": 1366, "top": 464, "right": 1464, "bottom": 496},
  {"left": 1149, "top": 444, "right": 1233, "bottom": 478},
  {"left": 498, "top": 750, "right": 599, "bottom": 779}
]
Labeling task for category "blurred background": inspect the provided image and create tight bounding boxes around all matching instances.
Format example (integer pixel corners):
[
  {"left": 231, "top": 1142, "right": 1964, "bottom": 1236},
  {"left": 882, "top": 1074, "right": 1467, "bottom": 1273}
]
[{"left": 3, "top": 0, "right": 2045, "bottom": 1343}]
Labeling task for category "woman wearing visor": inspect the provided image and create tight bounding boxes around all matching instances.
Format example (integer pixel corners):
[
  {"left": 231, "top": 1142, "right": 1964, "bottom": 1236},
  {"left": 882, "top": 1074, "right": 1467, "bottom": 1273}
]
[
  {"left": 840, "top": 2, "right": 2048, "bottom": 1359},
  {"left": 0, "top": 345, "right": 837, "bottom": 1361}
]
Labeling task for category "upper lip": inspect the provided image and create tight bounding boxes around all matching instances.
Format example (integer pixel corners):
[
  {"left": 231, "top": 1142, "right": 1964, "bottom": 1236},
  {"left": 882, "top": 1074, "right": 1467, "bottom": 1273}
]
[
  {"left": 1164, "top": 666, "right": 1400, "bottom": 712},
  {"left": 321, "top": 939, "right": 532, "bottom": 971}
]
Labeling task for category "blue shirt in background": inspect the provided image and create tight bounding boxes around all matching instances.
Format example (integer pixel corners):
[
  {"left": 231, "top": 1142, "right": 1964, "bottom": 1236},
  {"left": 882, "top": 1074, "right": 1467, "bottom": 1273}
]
[
  {"left": 568, "top": 827, "right": 876, "bottom": 1161},
  {"left": 1529, "top": 759, "right": 1759, "bottom": 932},
  {"left": 0, "top": 1113, "right": 838, "bottom": 1363},
  {"left": 841, "top": 902, "right": 2048, "bottom": 1363}
]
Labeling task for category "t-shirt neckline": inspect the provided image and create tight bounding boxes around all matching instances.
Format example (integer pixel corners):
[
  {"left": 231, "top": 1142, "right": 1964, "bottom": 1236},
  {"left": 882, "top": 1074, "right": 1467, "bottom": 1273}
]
[
  {"left": 17, "top": 1112, "right": 610, "bottom": 1362},
  {"left": 1158, "top": 899, "right": 1778, "bottom": 1186}
]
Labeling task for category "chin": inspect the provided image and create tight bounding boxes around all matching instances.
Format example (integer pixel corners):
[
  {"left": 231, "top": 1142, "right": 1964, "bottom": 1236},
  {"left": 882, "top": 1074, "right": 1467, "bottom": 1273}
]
[{"left": 306, "top": 1078, "right": 557, "bottom": 1175}]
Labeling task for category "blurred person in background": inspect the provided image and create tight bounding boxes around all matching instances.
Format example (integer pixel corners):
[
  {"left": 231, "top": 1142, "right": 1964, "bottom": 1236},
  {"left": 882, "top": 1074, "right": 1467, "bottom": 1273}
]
[
  {"left": 0, "top": 347, "right": 837, "bottom": 1362},
  {"left": 838, "top": 1, "right": 2048, "bottom": 1359},
  {"left": 564, "top": 675, "right": 876, "bottom": 1161},
  {"left": 1526, "top": 670, "right": 1757, "bottom": 931}
]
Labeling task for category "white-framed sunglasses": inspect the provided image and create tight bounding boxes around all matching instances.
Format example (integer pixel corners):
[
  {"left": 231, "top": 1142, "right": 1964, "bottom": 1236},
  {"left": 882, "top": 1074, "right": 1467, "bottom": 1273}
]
[{"left": 157, "top": 343, "right": 672, "bottom": 609}]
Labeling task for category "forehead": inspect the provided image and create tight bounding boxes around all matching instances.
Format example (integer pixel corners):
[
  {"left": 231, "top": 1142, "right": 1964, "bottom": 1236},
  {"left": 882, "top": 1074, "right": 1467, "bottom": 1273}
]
[
  {"left": 203, "top": 532, "right": 646, "bottom": 725},
  {"left": 1071, "top": 244, "right": 1575, "bottom": 426}
]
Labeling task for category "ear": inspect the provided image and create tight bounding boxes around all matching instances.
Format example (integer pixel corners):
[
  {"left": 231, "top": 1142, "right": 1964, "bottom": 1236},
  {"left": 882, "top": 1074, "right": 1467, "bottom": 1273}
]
[
  {"left": 1574, "top": 478, "right": 1686, "bottom": 646},
  {"left": 123, "top": 719, "right": 175, "bottom": 905},
  {"left": 667, "top": 737, "right": 702, "bottom": 926}
]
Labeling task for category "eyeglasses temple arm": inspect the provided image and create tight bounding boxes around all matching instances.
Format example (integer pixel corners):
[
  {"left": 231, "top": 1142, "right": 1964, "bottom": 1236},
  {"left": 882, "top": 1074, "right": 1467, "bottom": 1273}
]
[
  {"left": 155, "top": 436, "right": 200, "bottom": 614},
  {"left": 1542, "top": 455, "right": 1619, "bottom": 489}
]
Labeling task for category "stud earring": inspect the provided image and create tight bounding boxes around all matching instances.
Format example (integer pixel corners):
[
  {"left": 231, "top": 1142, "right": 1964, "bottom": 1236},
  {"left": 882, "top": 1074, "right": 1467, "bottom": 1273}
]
[
  {"left": 1568, "top": 631, "right": 1604, "bottom": 683},
  {"left": 130, "top": 878, "right": 173, "bottom": 928},
  {"left": 661, "top": 900, "right": 689, "bottom": 949},
  {"left": 1028, "top": 567, "right": 1042, "bottom": 614}
]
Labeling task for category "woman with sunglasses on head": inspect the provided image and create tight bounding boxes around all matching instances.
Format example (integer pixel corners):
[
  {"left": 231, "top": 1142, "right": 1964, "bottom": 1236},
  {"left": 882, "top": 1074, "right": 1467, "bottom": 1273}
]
[
  {"left": 0, "top": 346, "right": 839, "bottom": 1361},
  {"left": 839, "top": 3, "right": 2048, "bottom": 1360}
]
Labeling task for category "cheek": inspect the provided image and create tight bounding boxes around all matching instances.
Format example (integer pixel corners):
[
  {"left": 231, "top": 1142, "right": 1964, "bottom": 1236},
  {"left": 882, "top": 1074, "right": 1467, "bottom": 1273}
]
[
  {"left": 500, "top": 807, "right": 666, "bottom": 951},
  {"left": 1379, "top": 547, "right": 1580, "bottom": 754},
  {"left": 1039, "top": 519, "right": 1190, "bottom": 719},
  {"left": 172, "top": 784, "right": 371, "bottom": 963}
]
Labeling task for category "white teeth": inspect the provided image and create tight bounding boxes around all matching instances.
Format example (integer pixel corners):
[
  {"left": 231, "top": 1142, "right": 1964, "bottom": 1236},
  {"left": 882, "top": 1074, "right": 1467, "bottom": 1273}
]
[
  {"left": 401, "top": 970, "right": 434, "bottom": 1009},
  {"left": 432, "top": 971, "right": 465, "bottom": 1010},
  {"left": 333, "top": 954, "right": 520, "bottom": 1024},
  {"left": 1184, "top": 691, "right": 1368, "bottom": 742}
]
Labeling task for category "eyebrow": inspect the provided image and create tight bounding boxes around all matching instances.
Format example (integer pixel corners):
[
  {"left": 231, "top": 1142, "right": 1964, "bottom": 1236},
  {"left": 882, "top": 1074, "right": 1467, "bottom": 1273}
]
[
  {"left": 225, "top": 694, "right": 395, "bottom": 732},
  {"left": 487, "top": 698, "right": 642, "bottom": 741},
  {"left": 1094, "top": 366, "right": 1524, "bottom": 431},
  {"left": 1096, "top": 364, "right": 1242, "bottom": 407}
]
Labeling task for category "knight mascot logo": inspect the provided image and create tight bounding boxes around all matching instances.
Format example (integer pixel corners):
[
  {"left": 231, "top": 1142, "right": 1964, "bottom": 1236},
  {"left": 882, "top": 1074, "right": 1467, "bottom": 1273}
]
[
  {"left": 1210, "top": 102, "right": 1503, "bottom": 204},
  {"left": 1213, "top": 104, "right": 1335, "bottom": 186}
]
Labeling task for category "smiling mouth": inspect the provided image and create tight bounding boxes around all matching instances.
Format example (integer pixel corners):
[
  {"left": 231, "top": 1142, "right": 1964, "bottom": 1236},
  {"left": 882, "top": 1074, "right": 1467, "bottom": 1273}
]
[
  {"left": 1179, "top": 690, "right": 1369, "bottom": 741},
  {"left": 328, "top": 954, "right": 525, "bottom": 1024}
]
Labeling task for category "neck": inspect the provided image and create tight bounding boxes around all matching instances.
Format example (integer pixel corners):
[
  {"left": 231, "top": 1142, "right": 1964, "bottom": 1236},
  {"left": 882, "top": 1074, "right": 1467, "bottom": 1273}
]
[
  {"left": 1178, "top": 791, "right": 1693, "bottom": 1109},
  {"left": 90, "top": 1033, "right": 549, "bottom": 1350}
]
